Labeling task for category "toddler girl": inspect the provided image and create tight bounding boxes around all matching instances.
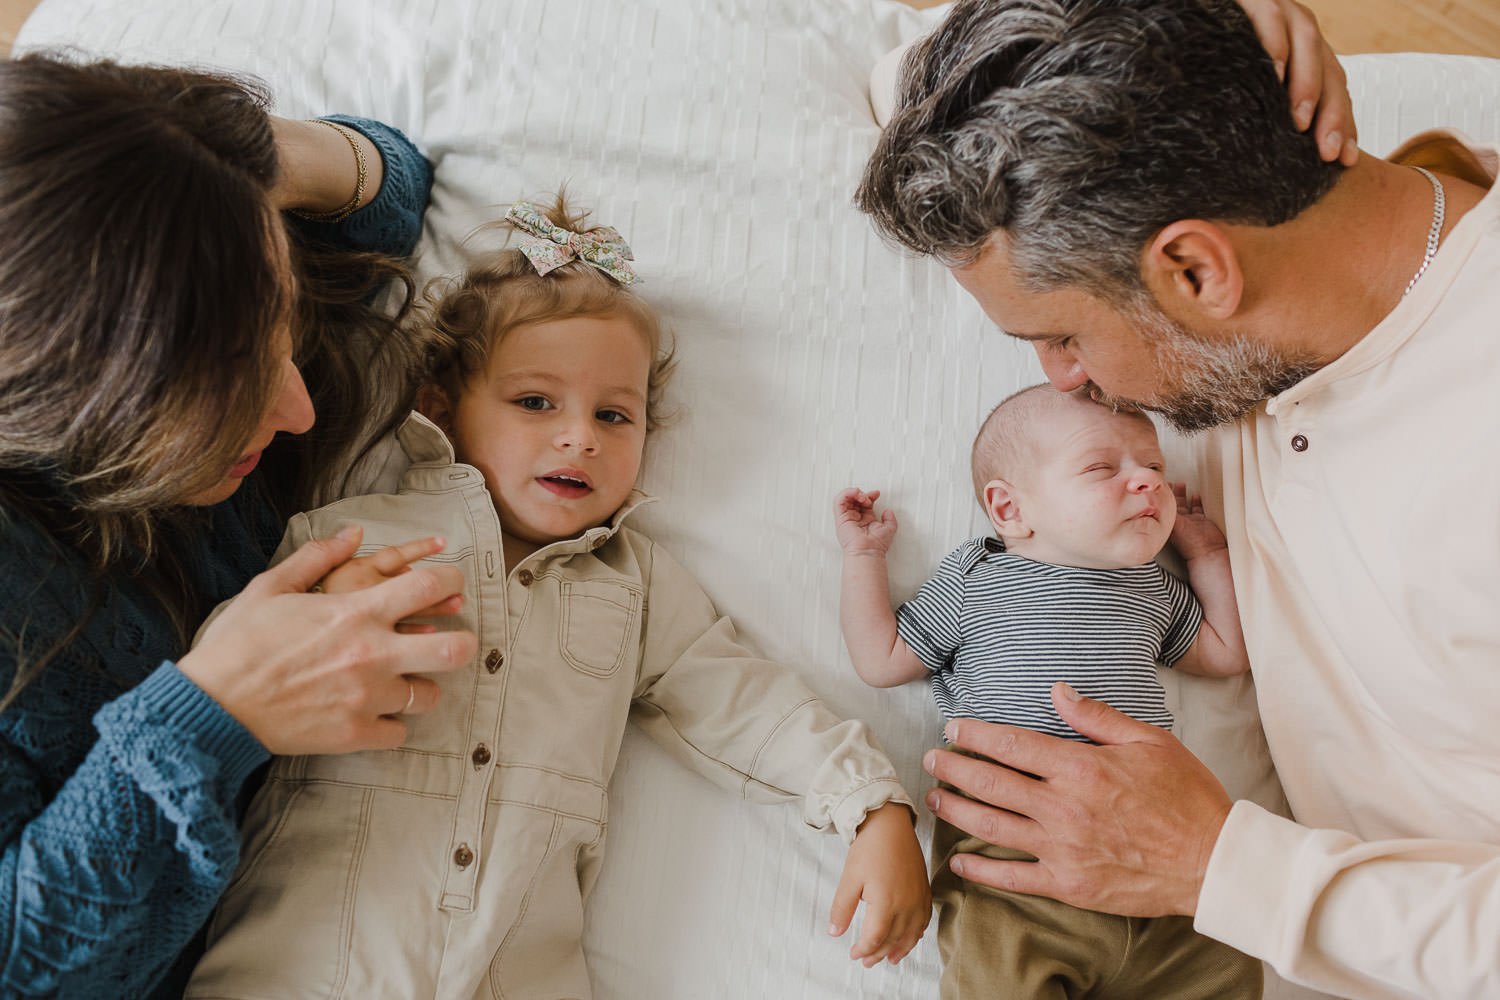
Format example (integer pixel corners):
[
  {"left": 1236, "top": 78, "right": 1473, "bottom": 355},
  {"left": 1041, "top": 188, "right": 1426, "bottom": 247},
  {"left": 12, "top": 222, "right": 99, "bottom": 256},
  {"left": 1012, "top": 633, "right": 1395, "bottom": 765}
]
[{"left": 186, "top": 196, "right": 930, "bottom": 999}]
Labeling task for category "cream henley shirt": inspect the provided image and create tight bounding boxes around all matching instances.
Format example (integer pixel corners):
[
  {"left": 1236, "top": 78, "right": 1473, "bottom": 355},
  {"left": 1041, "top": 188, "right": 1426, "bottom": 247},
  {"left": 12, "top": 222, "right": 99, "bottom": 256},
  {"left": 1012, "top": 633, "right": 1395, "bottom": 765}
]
[{"left": 1188, "top": 132, "right": 1500, "bottom": 999}]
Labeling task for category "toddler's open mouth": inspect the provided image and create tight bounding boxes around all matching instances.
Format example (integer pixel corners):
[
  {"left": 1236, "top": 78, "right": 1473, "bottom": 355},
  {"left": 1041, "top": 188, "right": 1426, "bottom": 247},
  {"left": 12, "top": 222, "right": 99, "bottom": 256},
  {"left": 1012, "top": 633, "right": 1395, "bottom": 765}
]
[{"left": 538, "top": 472, "right": 593, "bottom": 498}]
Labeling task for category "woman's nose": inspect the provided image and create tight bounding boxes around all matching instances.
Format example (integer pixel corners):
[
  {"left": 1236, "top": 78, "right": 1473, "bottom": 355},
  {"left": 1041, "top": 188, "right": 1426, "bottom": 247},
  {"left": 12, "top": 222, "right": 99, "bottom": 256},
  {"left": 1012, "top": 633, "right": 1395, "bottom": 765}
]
[{"left": 266, "top": 357, "right": 316, "bottom": 438}]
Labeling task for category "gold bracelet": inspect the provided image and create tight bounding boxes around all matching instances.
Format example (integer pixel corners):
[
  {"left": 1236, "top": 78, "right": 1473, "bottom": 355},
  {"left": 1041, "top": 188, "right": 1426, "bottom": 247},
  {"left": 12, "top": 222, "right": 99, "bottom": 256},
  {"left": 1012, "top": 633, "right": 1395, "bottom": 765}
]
[{"left": 289, "top": 119, "right": 368, "bottom": 224}]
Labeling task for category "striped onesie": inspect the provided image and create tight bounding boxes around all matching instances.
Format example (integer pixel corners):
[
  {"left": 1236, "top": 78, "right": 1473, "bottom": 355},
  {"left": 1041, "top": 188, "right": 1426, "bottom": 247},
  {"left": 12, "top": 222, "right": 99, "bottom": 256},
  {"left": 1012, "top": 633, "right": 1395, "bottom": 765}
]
[{"left": 895, "top": 537, "right": 1202, "bottom": 741}]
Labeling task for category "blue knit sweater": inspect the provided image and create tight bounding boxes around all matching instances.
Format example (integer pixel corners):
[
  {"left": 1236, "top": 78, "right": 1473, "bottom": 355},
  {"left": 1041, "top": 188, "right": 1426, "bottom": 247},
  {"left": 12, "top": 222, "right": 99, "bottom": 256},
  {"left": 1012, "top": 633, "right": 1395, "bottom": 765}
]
[{"left": 0, "top": 117, "right": 433, "bottom": 1000}]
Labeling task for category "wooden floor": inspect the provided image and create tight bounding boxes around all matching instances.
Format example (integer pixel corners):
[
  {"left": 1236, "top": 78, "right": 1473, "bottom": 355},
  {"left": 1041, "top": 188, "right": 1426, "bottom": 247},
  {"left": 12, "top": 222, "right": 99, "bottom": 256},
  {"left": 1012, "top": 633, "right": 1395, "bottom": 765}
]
[
  {"left": 2, "top": 0, "right": 1498, "bottom": 60},
  {"left": 898, "top": 0, "right": 1500, "bottom": 57}
]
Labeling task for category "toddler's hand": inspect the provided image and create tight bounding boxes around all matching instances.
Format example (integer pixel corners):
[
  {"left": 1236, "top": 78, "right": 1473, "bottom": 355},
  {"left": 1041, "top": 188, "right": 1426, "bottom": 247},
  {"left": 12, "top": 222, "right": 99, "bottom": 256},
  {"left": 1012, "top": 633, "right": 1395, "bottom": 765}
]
[
  {"left": 834, "top": 488, "right": 898, "bottom": 556},
  {"left": 317, "top": 535, "right": 462, "bottom": 632},
  {"left": 829, "top": 802, "right": 932, "bottom": 967},
  {"left": 1168, "top": 483, "right": 1228, "bottom": 561}
]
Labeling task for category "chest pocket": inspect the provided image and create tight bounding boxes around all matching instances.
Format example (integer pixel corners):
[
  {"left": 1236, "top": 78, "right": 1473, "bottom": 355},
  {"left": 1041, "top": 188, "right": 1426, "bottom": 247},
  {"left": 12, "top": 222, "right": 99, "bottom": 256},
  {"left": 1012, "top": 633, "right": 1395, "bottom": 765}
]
[{"left": 558, "top": 579, "right": 641, "bottom": 677}]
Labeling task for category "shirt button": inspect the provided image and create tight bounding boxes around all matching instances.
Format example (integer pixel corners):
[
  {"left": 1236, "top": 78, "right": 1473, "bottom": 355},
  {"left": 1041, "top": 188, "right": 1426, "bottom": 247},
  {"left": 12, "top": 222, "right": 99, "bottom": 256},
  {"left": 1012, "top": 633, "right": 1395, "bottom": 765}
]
[
  {"left": 1290, "top": 434, "right": 1309, "bottom": 452},
  {"left": 471, "top": 744, "right": 492, "bottom": 767},
  {"left": 517, "top": 569, "right": 534, "bottom": 586},
  {"left": 453, "top": 844, "right": 474, "bottom": 869},
  {"left": 484, "top": 648, "right": 503, "bottom": 673}
]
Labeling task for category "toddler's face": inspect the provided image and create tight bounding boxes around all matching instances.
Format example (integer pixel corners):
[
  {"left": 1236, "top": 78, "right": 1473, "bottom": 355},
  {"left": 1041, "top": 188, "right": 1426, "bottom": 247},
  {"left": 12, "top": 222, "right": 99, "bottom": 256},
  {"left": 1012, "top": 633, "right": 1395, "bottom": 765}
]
[
  {"left": 1007, "top": 400, "right": 1175, "bottom": 569},
  {"left": 444, "top": 314, "right": 651, "bottom": 551}
]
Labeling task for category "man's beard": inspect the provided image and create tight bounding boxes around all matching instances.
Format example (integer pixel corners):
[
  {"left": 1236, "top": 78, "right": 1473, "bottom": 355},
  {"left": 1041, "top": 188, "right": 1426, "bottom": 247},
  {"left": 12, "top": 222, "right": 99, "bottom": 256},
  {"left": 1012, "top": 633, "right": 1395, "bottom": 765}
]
[{"left": 1091, "top": 309, "right": 1323, "bottom": 433}]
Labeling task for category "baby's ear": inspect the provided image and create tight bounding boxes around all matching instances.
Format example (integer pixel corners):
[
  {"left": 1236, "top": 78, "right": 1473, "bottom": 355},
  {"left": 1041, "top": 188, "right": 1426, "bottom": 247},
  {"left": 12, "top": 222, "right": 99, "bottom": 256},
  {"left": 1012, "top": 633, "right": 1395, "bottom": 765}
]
[
  {"left": 983, "top": 479, "right": 1032, "bottom": 540},
  {"left": 415, "top": 384, "right": 456, "bottom": 436}
]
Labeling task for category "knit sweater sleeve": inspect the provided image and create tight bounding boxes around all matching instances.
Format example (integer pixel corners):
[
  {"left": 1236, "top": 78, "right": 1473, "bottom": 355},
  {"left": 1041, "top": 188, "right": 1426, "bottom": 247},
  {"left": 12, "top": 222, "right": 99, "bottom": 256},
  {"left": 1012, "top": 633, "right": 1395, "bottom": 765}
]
[
  {"left": 0, "top": 662, "right": 267, "bottom": 996},
  {"left": 287, "top": 115, "right": 433, "bottom": 258}
]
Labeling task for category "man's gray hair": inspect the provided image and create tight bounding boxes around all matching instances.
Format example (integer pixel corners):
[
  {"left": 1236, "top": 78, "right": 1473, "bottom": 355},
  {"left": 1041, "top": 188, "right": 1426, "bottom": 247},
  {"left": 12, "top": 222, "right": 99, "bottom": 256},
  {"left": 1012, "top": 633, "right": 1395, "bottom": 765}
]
[{"left": 856, "top": 0, "right": 1341, "bottom": 302}]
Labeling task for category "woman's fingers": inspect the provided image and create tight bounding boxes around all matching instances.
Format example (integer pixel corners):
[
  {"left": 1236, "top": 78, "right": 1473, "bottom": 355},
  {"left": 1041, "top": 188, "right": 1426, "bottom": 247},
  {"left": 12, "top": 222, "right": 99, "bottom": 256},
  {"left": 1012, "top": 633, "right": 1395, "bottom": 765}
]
[
  {"left": 1238, "top": 0, "right": 1292, "bottom": 78},
  {"left": 1237, "top": 0, "right": 1357, "bottom": 163},
  {"left": 383, "top": 674, "right": 441, "bottom": 717},
  {"left": 382, "top": 627, "right": 478, "bottom": 682},
  {"left": 358, "top": 564, "right": 467, "bottom": 626},
  {"left": 258, "top": 526, "right": 362, "bottom": 595},
  {"left": 1314, "top": 45, "right": 1358, "bottom": 163}
]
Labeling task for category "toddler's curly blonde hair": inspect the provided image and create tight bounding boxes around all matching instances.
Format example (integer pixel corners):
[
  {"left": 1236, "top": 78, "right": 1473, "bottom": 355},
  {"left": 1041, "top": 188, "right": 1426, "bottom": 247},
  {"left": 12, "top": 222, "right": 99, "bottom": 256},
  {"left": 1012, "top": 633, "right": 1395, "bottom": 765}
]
[{"left": 416, "top": 192, "right": 675, "bottom": 430}]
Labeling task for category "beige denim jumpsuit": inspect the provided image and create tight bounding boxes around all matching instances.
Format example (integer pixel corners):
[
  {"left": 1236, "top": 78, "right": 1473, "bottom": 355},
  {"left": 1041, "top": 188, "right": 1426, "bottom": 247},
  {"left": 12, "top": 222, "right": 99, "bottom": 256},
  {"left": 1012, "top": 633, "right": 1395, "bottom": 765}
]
[{"left": 186, "top": 414, "right": 911, "bottom": 1000}]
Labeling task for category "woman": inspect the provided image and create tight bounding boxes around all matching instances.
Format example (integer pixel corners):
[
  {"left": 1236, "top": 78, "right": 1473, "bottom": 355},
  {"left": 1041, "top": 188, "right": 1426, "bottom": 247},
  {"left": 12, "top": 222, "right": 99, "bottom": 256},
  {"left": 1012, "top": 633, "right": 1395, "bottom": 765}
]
[{"left": 0, "top": 54, "right": 473, "bottom": 998}]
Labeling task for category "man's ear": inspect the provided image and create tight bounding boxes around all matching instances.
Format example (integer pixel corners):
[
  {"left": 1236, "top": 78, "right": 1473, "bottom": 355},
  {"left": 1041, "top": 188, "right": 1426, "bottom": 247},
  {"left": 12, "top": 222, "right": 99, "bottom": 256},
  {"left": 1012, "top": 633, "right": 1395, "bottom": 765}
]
[
  {"left": 983, "top": 479, "right": 1033, "bottom": 541},
  {"left": 1143, "top": 220, "right": 1245, "bottom": 321},
  {"left": 415, "top": 383, "right": 455, "bottom": 436}
]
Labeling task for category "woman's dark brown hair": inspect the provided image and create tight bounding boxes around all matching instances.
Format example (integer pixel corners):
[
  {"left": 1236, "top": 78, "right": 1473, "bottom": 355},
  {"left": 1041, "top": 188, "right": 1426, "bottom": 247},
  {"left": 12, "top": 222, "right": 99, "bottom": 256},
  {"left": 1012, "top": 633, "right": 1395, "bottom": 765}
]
[{"left": 0, "top": 53, "right": 420, "bottom": 710}]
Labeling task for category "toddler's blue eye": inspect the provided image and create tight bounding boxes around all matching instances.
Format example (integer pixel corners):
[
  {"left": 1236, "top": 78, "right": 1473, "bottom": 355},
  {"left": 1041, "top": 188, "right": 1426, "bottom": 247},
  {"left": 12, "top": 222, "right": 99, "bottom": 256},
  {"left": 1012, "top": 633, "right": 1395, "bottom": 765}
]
[
  {"left": 517, "top": 396, "right": 550, "bottom": 411},
  {"left": 597, "top": 409, "right": 630, "bottom": 425}
]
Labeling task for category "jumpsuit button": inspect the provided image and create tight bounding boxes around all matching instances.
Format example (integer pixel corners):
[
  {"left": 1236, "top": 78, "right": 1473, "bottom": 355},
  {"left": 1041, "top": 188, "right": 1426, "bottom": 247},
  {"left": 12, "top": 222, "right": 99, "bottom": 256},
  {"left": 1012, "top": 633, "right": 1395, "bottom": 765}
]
[
  {"left": 1290, "top": 434, "right": 1309, "bottom": 452},
  {"left": 471, "top": 744, "right": 492, "bottom": 767},
  {"left": 485, "top": 648, "right": 503, "bottom": 673},
  {"left": 517, "top": 569, "right": 534, "bottom": 586},
  {"left": 453, "top": 844, "right": 474, "bottom": 869}
]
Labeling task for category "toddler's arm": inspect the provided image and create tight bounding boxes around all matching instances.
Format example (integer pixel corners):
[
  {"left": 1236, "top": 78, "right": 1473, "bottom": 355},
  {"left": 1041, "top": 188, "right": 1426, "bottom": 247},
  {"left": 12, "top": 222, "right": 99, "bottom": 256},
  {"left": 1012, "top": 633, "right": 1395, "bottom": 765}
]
[
  {"left": 829, "top": 801, "right": 932, "bottom": 967},
  {"left": 833, "top": 488, "right": 928, "bottom": 687},
  {"left": 1167, "top": 483, "right": 1251, "bottom": 677},
  {"left": 628, "top": 537, "right": 928, "bottom": 963}
]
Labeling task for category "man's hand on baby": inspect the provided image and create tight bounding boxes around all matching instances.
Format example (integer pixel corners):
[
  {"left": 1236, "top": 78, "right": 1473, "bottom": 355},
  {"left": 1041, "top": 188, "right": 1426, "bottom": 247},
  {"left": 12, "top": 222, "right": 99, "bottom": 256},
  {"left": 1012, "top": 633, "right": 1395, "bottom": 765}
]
[
  {"left": 835, "top": 487, "right": 898, "bottom": 556},
  {"left": 317, "top": 535, "right": 463, "bottom": 632},
  {"left": 829, "top": 802, "right": 932, "bottom": 967},
  {"left": 1167, "top": 483, "right": 1228, "bottom": 562}
]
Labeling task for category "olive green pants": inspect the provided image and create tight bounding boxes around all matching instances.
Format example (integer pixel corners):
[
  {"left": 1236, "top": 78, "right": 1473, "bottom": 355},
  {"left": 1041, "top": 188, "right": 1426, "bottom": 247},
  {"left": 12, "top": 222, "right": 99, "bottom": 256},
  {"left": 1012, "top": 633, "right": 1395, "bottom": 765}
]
[{"left": 932, "top": 820, "right": 1263, "bottom": 1000}]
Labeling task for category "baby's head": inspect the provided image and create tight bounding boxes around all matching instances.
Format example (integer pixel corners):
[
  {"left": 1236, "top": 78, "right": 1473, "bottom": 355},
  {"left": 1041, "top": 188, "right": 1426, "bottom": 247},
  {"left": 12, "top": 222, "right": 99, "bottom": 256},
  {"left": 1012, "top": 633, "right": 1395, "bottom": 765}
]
[
  {"left": 971, "top": 384, "right": 1173, "bottom": 569},
  {"left": 416, "top": 194, "right": 674, "bottom": 554}
]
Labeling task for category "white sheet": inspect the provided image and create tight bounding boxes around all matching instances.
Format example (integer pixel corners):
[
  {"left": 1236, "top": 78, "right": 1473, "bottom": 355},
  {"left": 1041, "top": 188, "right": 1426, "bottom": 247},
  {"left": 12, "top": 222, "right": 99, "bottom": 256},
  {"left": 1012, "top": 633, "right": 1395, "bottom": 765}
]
[{"left": 17, "top": 2, "right": 1500, "bottom": 996}]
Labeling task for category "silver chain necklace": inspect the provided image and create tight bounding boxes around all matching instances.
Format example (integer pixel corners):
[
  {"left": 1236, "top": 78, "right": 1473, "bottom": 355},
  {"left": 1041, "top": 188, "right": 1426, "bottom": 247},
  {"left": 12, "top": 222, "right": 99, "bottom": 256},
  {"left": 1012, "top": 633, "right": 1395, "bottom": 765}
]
[{"left": 1403, "top": 166, "right": 1446, "bottom": 297}]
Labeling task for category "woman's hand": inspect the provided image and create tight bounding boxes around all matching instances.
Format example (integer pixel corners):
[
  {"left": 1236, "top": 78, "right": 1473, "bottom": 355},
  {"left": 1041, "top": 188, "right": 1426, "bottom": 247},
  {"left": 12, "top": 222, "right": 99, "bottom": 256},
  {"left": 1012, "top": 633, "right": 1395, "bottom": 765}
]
[
  {"left": 1236, "top": 0, "right": 1359, "bottom": 165},
  {"left": 829, "top": 802, "right": 933, "bottom": 967},
  {"left": 269, "top": 116, "right": 385, "bottom": 214},
  {"left": 178, "top": 527, "right": 477, "bottom": 755}
]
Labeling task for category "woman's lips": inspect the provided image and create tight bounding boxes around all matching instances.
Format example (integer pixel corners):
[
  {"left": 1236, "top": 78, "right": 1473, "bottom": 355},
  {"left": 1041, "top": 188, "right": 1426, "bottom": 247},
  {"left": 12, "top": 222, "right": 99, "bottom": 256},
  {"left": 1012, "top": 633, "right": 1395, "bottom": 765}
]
[{"left": 228, "top": 450, "right": 262, "bottom": 478}]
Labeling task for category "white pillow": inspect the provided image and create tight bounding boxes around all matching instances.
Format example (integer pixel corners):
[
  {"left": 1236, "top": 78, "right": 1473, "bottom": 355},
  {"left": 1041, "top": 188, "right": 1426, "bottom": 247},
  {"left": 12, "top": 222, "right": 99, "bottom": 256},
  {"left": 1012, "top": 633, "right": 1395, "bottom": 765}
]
[{"left": 17, "top": 2, "right": 1500, "bottom": 997}]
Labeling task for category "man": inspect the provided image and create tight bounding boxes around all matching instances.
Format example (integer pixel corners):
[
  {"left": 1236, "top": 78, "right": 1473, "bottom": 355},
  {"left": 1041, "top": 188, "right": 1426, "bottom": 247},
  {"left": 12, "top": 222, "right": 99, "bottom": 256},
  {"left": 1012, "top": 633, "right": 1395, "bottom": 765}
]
[{"left": 856, "top": 1, "right": 1500, "bottom": 997}]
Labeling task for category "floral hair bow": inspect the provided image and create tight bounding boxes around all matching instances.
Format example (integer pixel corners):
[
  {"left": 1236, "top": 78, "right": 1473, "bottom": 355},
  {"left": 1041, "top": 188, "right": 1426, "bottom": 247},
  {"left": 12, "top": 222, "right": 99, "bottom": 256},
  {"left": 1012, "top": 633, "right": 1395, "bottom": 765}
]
[{"left": 504, "top": 201, "right": 640, "bottom": 286}]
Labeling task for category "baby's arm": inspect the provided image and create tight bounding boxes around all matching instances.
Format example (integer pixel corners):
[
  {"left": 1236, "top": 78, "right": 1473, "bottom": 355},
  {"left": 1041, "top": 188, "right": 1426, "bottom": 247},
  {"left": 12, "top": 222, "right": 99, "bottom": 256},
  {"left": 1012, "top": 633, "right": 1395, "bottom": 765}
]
[
  {"left": 1167, "top": 483, "right": 1251, "bottom": 677},
  {"left": 833, "top": 488, "right": 928, "bottom": 687}
]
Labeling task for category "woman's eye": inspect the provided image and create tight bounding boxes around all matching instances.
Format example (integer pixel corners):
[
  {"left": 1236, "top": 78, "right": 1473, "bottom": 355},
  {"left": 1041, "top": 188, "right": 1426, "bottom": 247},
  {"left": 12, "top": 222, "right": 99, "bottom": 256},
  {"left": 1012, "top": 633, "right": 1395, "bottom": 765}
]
[
  {"left": 1046, "top": 335, "right": 1075, "bottom": 351},
  {"left": 517, "top": 396, "right": 551, "bottom": 412},
  {"left": 597, "top": 409, "right": 631, "bottom": 425}
]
